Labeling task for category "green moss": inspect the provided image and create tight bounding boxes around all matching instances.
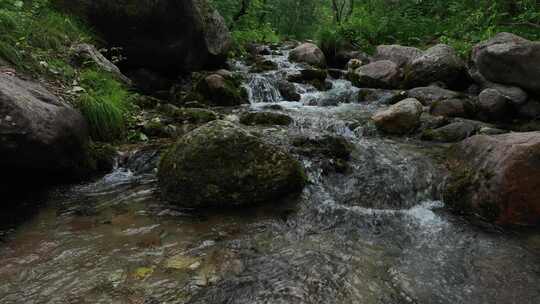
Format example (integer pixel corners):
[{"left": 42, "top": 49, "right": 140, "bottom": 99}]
[{"left": 173, "top": 108, "right": 218, "bottom": 124}]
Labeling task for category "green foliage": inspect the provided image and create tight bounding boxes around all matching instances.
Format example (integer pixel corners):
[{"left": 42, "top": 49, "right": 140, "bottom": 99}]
[
  {"left": 212, "top": 0, "right": 540, "bottom": 58},
  {"left": 78, "top": 69, "right": 133, "bottom": 142}
]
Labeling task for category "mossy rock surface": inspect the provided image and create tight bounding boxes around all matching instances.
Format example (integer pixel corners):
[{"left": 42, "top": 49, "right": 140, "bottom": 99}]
[
  {"left": 239, "top": 112, "right": 293, "bottom": 126},
  {"left": 173, "top": 108, "right": 218, "bottom": 124},
  {"left": 158, "top": 120, "right": 306, "bottom": 208},
  {"left": 193, "top": 73, "right": 248, "bottom": 106}
]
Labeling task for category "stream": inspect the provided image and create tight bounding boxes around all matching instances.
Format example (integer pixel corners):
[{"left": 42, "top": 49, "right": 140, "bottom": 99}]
[{"left": 1, "top": 47, "right": 539, "bottom": 304}]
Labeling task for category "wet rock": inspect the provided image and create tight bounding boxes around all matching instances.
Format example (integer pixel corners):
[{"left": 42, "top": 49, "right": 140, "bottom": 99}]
[
  {"left": 358, "top": 89, "right": 407, "bottom": 105},
  {"left": 289, "top": 43, "right": 327, "bottom": 68},
  {"left": 444, "top": 132, "right": 540, "bottom": 226},
  {"left": 346, "top": 59, "right": 364, "bottom": 72},
  {"left": 288, "top": 69, "right": 329, "bottom": 91},
  {"left": 518, "top": 100, "right": 540, "bottom": 120},
  {"left": 172, "top": 108, "right": 219, "bottom": 124},
  {"left": 477, "top": 126, "right": 508, "bottom": 135},
  {"left": 246, "top": 43, "right": 271, "bottom": 56},
  {"left": 158, "top": 120, "right": 306, "bottom": 207},
  {"left": 123, "top": 145, "right": 163, "bottom": 174},
  {"left": 239, "top": 112, "right": 293, "bottom": 126},
  {"left": 422, "top": 121, "right": 477, "bottom": 142},
  {"left": 277, "top": 80, "right": 300, "bottom": 101},
  {"left": 407, "top": 86, "right": 461, "bottom": 106},
  {"left": 71, "top": 43, "right": 131, "bottom": 86},
  {"left": 0, "top": 74, "right": 89, "bottom": 181},
  {"left": 327, "top": 68, "right": 345, "bottom": 79},
  {"left": 292, "top": 135, "right": 353, "bottom": 160},
  {"left": 142, "top": 119, "right": 177, "bottom": 138},
  {"left": 404, "top": 44, "right": 467, "bottom": 89},
  {"left": 87, "top": 142, "right": 118, "bottom": 174},
  {"left": 55, "top": 0, "right": 231, "bottom": 73},
  {"left": 250, "top": 58, "right": 278, "bottom": 73},
  {"left": 349, "top": 60, "right": 401, "bottom": 89},
  {"left": 374, "top": 44, "right": 422, "bottom": 67},
  {"left": 418, "top": 112, "right": 451, "bottom": 130},
  {"left": 193, "top": 73, "right": 248, "bottom": 106},
  {"left": 430, "top": 98, "right": 474, "bottom": 118},
  {"left": 372, "top": 98, "right": 423, "bottom": 135},
  {"left": 478, "top": 88, "right": 512, "bottom": 121},
  {"left": 471, "top": 32, "right": 540, "bottom": 94}
]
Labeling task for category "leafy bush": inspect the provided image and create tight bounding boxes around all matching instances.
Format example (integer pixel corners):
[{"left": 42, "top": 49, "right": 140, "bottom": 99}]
[{"left": 78, "top": 69, "right": 133, "bottom": 142}]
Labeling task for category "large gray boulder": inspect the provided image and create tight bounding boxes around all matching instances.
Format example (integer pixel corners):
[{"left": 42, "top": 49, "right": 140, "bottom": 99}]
[
  {"left": 349, "top": 60, "right": 401, "bottom": 89},
  {"left": 0, "top": 74, "right": 89, "bottom": 178},
  {"left": 404, "top": 44, "right": 466, "bottom": 88},
  {"left": 372, "top": 98, "right": 423, "bottom": 134},
  {"left": 54, "top": 0, "right": 231, "bottom": 73},
  {"left": 472, "top": 33, "right": 540, "bottom": 94},
  {"left": 289, "top": 43, "right": 327, "bottom": 68},
  {"left": 158, "top": 120, "right": 306, "bottom": 208},
  {"left": 373, "top": 45, "right": 422, "bottom": 67}
]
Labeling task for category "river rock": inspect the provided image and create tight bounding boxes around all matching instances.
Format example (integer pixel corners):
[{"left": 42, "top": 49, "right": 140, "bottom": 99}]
[
  {"left": 487, "top": 83, "right": 528, "bottom": 106},
  {"left": 373, "top": 45, "right": 422, "bottom": 67},
  {"left": 372, "top": 98, "right": 423, "bottom": 134},
  {"left": 71, "top": 43, "right": 131, "bottom": 86},
  {"left": 404, "top": 44, "right": 466, "bottom": 88},
  {"left": 407, "top": 86, "right": 461, "bottom": 106},
  {"left": 430, "top": 98, "right": 474, "bottom": 118},
  {"left": 477, "top": 88, "right": 512, "bottom": 121},
  {"left": 444, "top": 132, "right": 540, "bottom": 226},
  {"left": 289, "top": 43, "right": 327, "bottom": 68},
  {"left": 193, "top": 73, "right": 248, "bottom": 106},
  {"left": 292, "top": 135, "right": 354, "bottom": 174},
  {"left": 358, "top": 89, "right": 407, "bottom": 105},
  {"left": 158, "top": 120, "right": 306, "bottom": 207},
  {"left": 277, "top": 80, "right": 301, "bottom": 101},
  {"left": 349, "top": 60, "right": 401, "bottom": 89},
  {"left": 240, "top": 112, "right": 293, "bottom": 126},
  {"left": 422, "top": 121, "right": 477, "bottom": 142},
  {"left": 0, "top": 74, "right": 89, "bottom": 179},
  {"left": 472, "top": 33, "right": 540, "bottom": 94},
  {"left": 54, "top": 0, "right": 231, "bottom": 73}
]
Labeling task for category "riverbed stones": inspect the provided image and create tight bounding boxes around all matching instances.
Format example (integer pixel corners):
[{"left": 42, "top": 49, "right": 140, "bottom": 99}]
[
  {"left": 422, "top": 121, "right": 477, "bottom": 142},
  {"left": 430, "top": 98, "right": 474, "bottom": 118},
  {"left": 239, "top": 112, "right": 293, "bottom": 126},
  {"left": 277, "top": 80, "right": 301, "bottom": 101},
  {"left": 54, "top": 0, "right": 231, "bottom": 74},
  {"left": 289, "top": 43, "right": 327, "bottom": 68},
  {"left": 404, "top": 44, "right": 466, "bottom": 89},
  {"left": 444, "top": 132, "right": 540, "bottom": 226},
  {"left": 472, "top": 32, "right": 540, "bottom": 94},
  {"left": 0, "top": 74, "right": 89, "bottom": 179},
  {"left": 349, "top": 60, "right": 401, "bottom": 89},
  {"left": 477, "top": 88, "right": 512, "bottom": 121},
  {"left": 158, "top": 120, "right": 306, "bottom": 207},
  {"left": 373, "top": 44, "right": 422, "bottom": 67},
  {"left": 372, "top": 98, "right": 423, "bottom": 134},
  {"left": 407, "top": 86, "right": 461, "bottom": 106}
]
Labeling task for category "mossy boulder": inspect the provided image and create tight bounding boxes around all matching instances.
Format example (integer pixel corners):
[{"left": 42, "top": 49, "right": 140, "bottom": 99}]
[
  {"left": 158, "top": 120, "right": 306, "bottom": 208},
  {"left": 192, "top": 73, "right": 248, "bottom": 106},
  {"left": 239, "top": 112, "right": 293, "bottom": 126}
]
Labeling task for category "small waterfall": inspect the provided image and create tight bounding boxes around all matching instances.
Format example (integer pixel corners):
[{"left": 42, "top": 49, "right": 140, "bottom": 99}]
[{"left": 245, "top": 74, "right": 282, "bottom": 103}]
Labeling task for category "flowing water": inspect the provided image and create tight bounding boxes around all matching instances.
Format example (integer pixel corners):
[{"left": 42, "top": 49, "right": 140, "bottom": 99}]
[{"left": 1, "top": 48, "right": 540, "bottom": 304}]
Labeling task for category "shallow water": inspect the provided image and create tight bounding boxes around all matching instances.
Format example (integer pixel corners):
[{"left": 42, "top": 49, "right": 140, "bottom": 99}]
[{"left": 1, "top": 48, "right": 539, "bottom": 304}]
